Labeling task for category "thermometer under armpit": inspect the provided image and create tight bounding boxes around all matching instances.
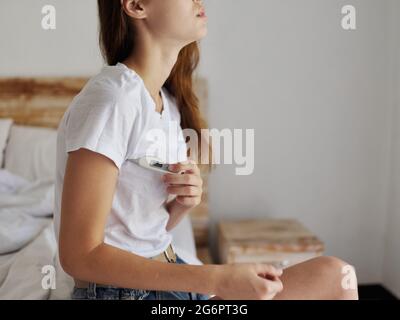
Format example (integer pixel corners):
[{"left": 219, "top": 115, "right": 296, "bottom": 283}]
[{"left": 127, "top": 156, "right": 185, "bottom": 175}]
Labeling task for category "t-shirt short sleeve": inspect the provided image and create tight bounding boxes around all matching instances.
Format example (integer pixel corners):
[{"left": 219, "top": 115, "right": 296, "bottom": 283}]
[{"left": 64, "top": 90, "right": 136, "bottom": 171}]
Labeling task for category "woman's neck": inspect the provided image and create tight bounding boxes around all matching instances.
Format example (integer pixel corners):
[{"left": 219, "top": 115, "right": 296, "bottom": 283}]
[{"left": 123, "top": 35, "right": 182, "bottom": 99}]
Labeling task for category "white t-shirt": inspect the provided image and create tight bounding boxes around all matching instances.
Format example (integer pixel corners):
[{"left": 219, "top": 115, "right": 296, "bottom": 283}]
[{"left": 53, "top": 62, "right": 188, "bottom": 258}]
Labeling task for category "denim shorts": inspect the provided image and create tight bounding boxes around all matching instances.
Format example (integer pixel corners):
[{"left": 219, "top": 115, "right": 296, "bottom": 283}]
[{"left": 71, "top": 254, "right": 211, "bottom": 300}]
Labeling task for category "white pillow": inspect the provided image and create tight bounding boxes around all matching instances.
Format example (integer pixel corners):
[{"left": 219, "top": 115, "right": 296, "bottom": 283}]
[
  {"left": 4, "top": 125, "right": 57, "bottom": 182},
  {"left": 0, "top": 118, "right": 13, "bottom": 168}
]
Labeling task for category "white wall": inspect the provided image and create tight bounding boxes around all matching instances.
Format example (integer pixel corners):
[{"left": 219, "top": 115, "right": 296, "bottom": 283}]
[
  {"left": 198, "top": 0, "right": 395, "bottom": 284},
  {"left": 0, "top": 0, "right": 103, "bottom": 76},
  {"left": 0, "top": 0, "right": 398, "bottom": 286},
  {"left": 383, "top": 0, "right": 400, "bottom": 297}
]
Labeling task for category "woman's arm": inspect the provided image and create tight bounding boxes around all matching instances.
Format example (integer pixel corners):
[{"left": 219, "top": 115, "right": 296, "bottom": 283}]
[
  {"left": 59, "top": 148, "right": 219, "bottom": 295},
  {"left": 63, "top": 240, "right": 220, "bottom": 295}
]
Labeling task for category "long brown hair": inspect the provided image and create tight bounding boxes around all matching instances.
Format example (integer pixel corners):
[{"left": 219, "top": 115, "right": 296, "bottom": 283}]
[{"left": 98, "top": 0, "right": 213, "bottom": 171}]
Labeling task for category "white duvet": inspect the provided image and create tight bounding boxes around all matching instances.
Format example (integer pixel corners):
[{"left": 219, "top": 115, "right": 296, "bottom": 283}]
[
  {"left": 0, "top": 169, "right": 73, "bottom": 299},
  {"left": 0, "top": 169, "right": 204, "bottom": 300}
]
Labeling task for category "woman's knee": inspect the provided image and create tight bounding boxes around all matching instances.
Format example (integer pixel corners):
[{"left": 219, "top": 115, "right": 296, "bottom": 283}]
[{"left": 314, "top": 256, "right": 359, "bottom": 300}]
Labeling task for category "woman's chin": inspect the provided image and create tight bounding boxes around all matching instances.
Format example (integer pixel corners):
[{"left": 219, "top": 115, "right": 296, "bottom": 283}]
[
  {"left": 181, "top": 31, "right": 208, "bottom": 46},
  {"left": 195, "top": 28, "right": 208, "bottom": 41}
]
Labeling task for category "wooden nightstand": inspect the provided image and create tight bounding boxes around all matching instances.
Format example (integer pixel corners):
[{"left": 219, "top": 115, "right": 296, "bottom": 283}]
[
  {"left": 196, "top": 247, "right": 214, "bottom": 264},
  {"left": 217, "top": 219, "right": 324, "bottom": 268}
]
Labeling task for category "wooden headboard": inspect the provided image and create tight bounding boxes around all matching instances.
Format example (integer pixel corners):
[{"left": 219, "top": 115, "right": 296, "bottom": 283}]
[
  {"left": 0, "top": 78, "right": 88, "bottom": 129},
  {"left": 0, "top": 77, "right": 208, "bottom": 129}
]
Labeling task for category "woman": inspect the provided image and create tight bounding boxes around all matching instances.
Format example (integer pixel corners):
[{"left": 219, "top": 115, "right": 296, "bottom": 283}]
[{"left": 55, "top": 0, "right": 359, "bottom": 300}]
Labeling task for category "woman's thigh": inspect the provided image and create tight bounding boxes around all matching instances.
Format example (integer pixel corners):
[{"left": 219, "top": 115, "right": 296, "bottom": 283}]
[{"left": 71, "top": 284, "right": 154, "bottom": 300}]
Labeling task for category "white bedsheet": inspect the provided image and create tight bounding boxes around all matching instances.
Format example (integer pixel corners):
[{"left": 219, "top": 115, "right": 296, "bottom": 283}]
[
  {"left": 0, "top": 221, "right": 56, "bottom": 299},
  {"left": 0, "top": 169, "right": 204, "bottom": 300},
  {"left": 0, "top": 169, "right": 70, "bottom": 299}
]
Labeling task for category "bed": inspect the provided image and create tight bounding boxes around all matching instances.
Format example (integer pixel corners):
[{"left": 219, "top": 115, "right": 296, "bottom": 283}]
[{"left": 0, "top": 77, "right": 210, "bottom": 300}]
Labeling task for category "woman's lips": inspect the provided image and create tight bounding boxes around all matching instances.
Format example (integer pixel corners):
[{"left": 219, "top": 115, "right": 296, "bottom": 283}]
[{"left": 197, "top": 10, "right": 207, "bottom": 18}]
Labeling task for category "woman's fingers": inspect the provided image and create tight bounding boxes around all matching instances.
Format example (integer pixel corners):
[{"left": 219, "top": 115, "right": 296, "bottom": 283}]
[
  {"left": 166, "top": 185, "right": 202, "bottom": 197},
  {"left": 164, "top": 161, "right": 203, "bottom": 208},
  {"left": 175, "top": 195, "right": 201, "bottom": 207},
  {"left": 163, "top": 172, "right": 202, "bottom": 186},
  {"left": 168, "top": 161, "right": 200, "bottom": 175},
  {"left": 255, "top": 264, "right": 283, "bottom": 278},
  {"left": 263, "top": 278, "right": 284, "bottom": 298}
]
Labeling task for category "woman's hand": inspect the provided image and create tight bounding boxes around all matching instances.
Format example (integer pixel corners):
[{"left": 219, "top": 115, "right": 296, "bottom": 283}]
[
  {"left": 163, "top": 160, "right": 203, "bottom": 209},
  {"left": 214, "top": 263, "right": 284, "bottom": 300}
]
